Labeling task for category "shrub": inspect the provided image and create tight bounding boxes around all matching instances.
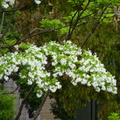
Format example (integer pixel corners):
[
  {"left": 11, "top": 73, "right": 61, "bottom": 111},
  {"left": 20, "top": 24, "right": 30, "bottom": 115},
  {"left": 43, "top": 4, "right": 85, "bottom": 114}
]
[
  {"left": 0, "top": 91, "right": 17, "bottom": 120},
  {"left": 108, "top": 113, "right": 120, "bottom": 120}
]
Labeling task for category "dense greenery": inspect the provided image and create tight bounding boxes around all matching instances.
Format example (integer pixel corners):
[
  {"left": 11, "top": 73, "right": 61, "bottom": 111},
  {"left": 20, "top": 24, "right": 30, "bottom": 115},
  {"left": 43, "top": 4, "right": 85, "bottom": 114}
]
[
  {"left": 107, "top": 113, "right": 120, "bottom": 120},
  {"left": 0, "top": 90, "right": 16, "bottom": 120}
]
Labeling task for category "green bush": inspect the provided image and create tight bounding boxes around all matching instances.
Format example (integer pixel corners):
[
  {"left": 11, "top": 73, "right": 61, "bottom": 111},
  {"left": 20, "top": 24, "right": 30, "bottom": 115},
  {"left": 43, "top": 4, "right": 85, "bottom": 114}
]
[
  {"left": 0, "top": 91, "right": 17, "bottom": 120},
  {"left": 108, "top": 113, "right": 120, "bottom": 120}
]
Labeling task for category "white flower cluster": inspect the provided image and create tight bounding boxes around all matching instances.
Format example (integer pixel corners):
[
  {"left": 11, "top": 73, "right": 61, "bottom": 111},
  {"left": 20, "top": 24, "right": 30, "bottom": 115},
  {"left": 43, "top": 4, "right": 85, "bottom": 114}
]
[
  {"left": 0, "top": 41, "right": 117, "bottom": 97},
  {"left": 34, "top": 0, "right": 41, "bottom": 5},
  {"left": 2, "top": 0, "right": 41, "bottom": 8},
  {"left": 2, "top": 0, "right": 15, "bottom": 8}
]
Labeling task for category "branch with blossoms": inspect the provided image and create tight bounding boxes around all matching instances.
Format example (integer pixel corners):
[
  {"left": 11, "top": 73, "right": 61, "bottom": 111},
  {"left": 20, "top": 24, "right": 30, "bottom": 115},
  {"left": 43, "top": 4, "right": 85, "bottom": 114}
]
[{"left": 0, "top": 40, "right": 117, "bottom": 119}]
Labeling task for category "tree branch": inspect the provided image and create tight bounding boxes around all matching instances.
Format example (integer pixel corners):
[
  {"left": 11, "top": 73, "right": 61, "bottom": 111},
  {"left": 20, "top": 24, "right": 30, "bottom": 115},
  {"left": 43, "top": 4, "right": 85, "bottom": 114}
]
[
  {"left": 0, "top": 12, "right": 5, "bottom": 34},
  {"left": 67, "top": 0, "right": 91, "bottom": 40},
  {"left": 0, "top": 85, "right": 20, "bottom": 95},
  {"left": 33, "top": 90, "right": 50, "bottom": 120},
  {"left": 0, "top": 12, "right": 15, "bottom": 41},
  {"left": 14, "top": 83, "right": 36, "bottom": 120},
  {"left": 81, "top": 7, "right": 108, "bottom": 48},
  {"left": 0, "top": 25, "right": 68, "bottom": 48}
]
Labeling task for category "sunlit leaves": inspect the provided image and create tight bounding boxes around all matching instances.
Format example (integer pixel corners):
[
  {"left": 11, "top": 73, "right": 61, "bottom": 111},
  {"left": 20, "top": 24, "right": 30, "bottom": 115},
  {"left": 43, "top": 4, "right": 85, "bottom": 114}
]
[{"left": 41, "top": 18, "right": 69, "bottom": 35}]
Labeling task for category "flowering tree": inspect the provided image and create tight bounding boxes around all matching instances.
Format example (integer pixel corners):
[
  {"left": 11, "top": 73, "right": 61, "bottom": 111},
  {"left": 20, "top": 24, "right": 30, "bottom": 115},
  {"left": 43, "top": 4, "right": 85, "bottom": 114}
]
[
  {"left": 0, "top": 40, "right": 118, "bottom": 119},
  {"left": 1, "top": 41, "right": 117, "bottom": 94},
  {"left": 0, "top": 0, "right": 120, "bottom": 120}
]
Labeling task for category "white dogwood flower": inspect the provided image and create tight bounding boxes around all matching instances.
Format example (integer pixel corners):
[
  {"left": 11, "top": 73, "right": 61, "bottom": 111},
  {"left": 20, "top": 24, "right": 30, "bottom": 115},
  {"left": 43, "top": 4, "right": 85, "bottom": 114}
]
[
  {"left": 0, "top": 40, "right": 117, "bottom": 96},
  {"left": 2, "top": 0, "right": 15, "bottom": 8},
  {"left": 4, "top": 76, "right": 9, "bottom": 81},
  {"left": 34, "top": 0, "right": 41, "bottom": 4}
]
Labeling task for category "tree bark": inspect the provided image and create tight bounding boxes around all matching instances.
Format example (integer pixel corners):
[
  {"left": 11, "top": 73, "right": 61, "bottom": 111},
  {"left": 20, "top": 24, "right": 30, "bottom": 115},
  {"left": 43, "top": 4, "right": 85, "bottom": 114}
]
[
  {"left": 33, "top": 90, "right": 50, "bottom": 120},
  {"left": 14, "top": 83, "right": 36, "bottom": 120}
]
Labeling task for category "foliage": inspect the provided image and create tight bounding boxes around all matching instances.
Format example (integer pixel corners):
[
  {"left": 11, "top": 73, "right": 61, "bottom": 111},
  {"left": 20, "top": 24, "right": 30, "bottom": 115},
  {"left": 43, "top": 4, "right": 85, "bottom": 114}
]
[
  {"left": 0, "top": 90, "right": 17, "bottom": 120},
  {"left": 41, "top": 19, "right": 69, "bottom": 35},
  {"left": 108, "top": 113, "right": 120, "bottom": 120},
  {"left": 50, "top": 94, "right": 74, "bottom": 120}
]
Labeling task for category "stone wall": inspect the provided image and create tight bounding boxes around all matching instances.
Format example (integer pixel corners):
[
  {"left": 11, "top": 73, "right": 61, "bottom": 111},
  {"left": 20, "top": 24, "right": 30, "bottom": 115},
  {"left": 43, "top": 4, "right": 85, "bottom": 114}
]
[{"left": 40, "top": 96, "right": 60, "bottom": 120}]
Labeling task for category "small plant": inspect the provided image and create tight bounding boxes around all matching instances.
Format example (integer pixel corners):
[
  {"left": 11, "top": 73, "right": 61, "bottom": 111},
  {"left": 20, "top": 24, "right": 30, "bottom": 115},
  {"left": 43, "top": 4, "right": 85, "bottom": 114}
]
[
  {"left": 108, "top": 113, "right": 120, "bottom": 120},
  {"left": 0, "top": 90, "right": 17, "bottom": 120}
]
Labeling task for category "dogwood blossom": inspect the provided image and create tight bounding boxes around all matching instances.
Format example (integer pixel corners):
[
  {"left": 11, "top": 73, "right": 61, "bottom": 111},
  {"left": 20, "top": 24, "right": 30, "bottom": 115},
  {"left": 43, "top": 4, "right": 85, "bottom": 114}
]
[
  {"left": 2, "top": 0, "right": 15, "bottom": 8},
  {"left": 34, "top": 0, "right": 41, "bottom": 5},
  {"left": 2, "top": 0, "right": 41, "bottom": 8},
  {"left": 0, "top": 41, "right": 117, "bottom": 97}
]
